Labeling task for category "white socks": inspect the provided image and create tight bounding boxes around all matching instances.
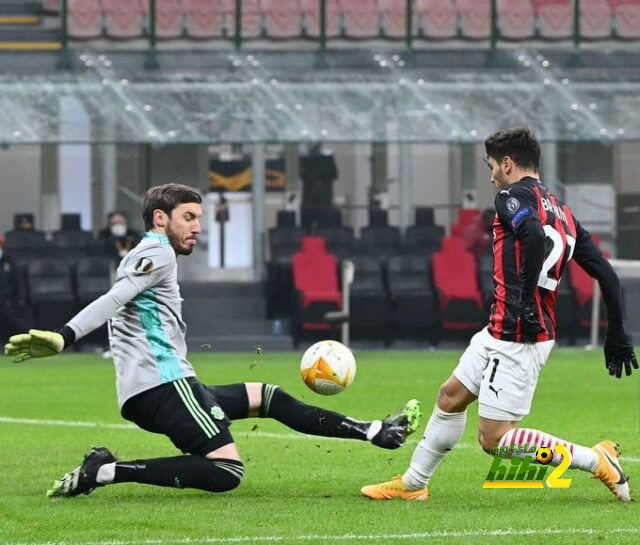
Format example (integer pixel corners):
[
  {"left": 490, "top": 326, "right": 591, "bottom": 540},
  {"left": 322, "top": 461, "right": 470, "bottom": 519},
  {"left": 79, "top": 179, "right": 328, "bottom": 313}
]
[
  {"left": 96, "top": 462, "right": 116, "bottom": 484},
  {"left": 402, "top": 406, "right": 467, "bottom": 491},
  {"left": 497, "top": 428, "right": 599, "bottom": 473}
]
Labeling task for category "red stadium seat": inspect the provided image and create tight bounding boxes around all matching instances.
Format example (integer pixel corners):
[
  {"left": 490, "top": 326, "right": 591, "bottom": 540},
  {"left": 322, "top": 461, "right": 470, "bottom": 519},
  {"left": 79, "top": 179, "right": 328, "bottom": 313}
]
[
  {"left": 340, "top": 0, "right": 380, "bottom": 39},
  {"left": 141, "top": 0, "right": 184, "bottom": 38},
  {"left": 415, "top": 0, "right": 457, "bottom": 39},
  {"left": 380, "top": 0, "right": 415, "bottom": 38},
  {"left": 498, "top": 0, "right": 535, "bottom": 39},
  {"left": 451, "top": 208, "right": 481, "bottom": 236},
  {"left": 103, "top": 0, "right": 145, "bottom": 39},
  {"left": 457, "top": 0, "right": 491, "bottom": 40},
  {"left": 263, "top": 0, "right": 303, "bottom": 38},
  {"left": 291, "top": 237, "right": 342, "bottom": 345},
  {"left": 183, "top": 0, "right": 227, "bottom": 38},
  {"left": 533, "top": 0, "right": 573, "bottom": 39},
  {"left": 226, "top": 0, "right": 263, "bottom": 38},
  {"left": 611, "top": 0, "right": 640, "bottom": 39},
  {"left": 300, "top": 0, "right": 341, "bottom": 37},
  {"left": 432, "top": 236, "right": 484, "bottom": 331},
  {"left": 68, "top": 0, "right": 103, "bottom": 39},
  {"left": 580, "top": 0, "right": 612, "bottom": 38}
]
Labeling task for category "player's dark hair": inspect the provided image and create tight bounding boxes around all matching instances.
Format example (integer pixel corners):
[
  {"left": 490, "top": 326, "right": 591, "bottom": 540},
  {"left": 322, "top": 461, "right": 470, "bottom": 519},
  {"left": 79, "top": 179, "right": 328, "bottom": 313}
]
[
  {"left": 485, "top": 127, "right": 541, "bottom": 171},
  {"left": 142, "top": 183, "right": 202, "bottom": 230}
]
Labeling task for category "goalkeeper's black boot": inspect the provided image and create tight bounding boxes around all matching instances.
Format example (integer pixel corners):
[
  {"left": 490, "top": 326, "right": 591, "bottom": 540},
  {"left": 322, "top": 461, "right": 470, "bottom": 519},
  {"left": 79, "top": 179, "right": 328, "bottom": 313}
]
[
  {"left": 47, "top": 447, "right": 116, "bottom": 498},
  {"left": 371, "top": 399, "right": 422, "bottom": 449}
]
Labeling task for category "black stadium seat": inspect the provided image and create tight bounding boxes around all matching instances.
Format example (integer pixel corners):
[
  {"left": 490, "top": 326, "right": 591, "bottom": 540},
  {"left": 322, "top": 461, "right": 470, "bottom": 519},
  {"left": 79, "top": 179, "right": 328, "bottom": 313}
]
[
  {"left": 349, "top": 255, "right": 391, "bottom": 344},
  {"left": 27, "top": 258, "right": 77, "bottom": 330}
]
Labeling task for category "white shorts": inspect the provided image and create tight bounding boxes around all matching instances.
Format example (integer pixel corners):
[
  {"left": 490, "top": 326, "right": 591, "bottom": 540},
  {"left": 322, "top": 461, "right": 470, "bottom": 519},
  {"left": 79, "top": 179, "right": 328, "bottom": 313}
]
[{"left": 453, "top": 327, "right": 554, "bottom": 421}]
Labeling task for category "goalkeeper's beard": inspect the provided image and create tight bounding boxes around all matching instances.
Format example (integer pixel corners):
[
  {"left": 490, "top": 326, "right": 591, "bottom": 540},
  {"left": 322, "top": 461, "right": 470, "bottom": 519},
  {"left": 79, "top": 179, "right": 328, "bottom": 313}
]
[{"left": 165, "top": 223, "right": 194, "bottom": 256}]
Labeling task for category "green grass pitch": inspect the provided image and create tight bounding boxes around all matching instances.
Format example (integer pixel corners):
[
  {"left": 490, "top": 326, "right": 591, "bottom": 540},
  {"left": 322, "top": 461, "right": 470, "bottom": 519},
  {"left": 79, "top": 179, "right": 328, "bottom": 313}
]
[{"left": 0, "top": 348, "right": 638, "bottom": 545}]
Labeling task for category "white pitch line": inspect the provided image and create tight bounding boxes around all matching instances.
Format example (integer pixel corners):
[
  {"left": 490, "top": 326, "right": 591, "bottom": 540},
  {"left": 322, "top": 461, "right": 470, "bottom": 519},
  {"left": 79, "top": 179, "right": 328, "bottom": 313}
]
[
  {"left": 0, "top": 416, "right": 638, "bottom": 463},
  {"left": 3, "top": 527, "right": 640, "bottom": 545}
]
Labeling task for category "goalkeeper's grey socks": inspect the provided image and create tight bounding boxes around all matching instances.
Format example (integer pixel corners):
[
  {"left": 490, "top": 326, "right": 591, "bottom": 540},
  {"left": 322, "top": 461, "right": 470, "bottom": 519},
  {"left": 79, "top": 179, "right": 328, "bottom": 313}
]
[
  {"left": 497, "top": 428, "right": 599, "bottom": 471},
  {"left": 402, "top": 405, "right": 467, "bottom": 490}
]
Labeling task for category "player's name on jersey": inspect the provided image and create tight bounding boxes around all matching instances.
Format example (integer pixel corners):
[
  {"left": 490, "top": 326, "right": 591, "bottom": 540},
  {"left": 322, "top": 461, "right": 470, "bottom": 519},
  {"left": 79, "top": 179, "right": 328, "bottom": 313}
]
[
  {"left": 483, "top": 444, "right": 573, "bottom": 489},
  {"left": 540, "top": 196, "right": 568, "bottom": 223}
]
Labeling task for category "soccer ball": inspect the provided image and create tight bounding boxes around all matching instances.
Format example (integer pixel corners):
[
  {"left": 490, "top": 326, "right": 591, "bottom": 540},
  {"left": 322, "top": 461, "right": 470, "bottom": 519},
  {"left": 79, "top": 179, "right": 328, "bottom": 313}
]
[
  {"left": 536, "top": 447, "right": 553, "bottom": 465},
  {"left": 300, "top": 340, "right": 356, "bottom": 395}
]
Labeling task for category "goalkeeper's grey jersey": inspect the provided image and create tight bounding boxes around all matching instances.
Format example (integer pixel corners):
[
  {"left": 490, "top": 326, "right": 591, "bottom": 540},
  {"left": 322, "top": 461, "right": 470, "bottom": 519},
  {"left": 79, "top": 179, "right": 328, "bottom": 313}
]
[{"left": 108, "top": 232, "right": 195, "bottom": 407}]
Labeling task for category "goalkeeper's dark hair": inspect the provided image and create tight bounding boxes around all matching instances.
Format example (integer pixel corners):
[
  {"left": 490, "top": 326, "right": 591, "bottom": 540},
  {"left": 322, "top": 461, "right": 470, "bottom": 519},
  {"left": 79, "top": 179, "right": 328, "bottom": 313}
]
[
  {"left": 142, "top": 183, "right": 202, "bottom": 230},
  {"left": 485, "top": 126, "right": 541, "bottom": 171}
]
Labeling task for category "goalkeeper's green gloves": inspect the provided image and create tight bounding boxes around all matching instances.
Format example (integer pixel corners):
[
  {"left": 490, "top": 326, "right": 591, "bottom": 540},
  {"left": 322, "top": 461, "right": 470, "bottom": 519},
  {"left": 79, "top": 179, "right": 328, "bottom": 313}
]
[{"left": 4, "top": 329, "right": 65, "bottom": 363}]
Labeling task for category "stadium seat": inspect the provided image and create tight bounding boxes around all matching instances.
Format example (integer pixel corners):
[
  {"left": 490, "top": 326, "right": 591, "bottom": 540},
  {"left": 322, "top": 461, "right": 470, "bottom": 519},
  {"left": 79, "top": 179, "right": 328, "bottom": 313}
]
[
  {"left": 451, "top": 208, "right": 481, "bottom": 236},
  {"left": 379, "top": 0, "right": 415, "bottom": 39},
  {"left": 611, "top": 0, "right": 640, "bottom": 39},
  {"left": 141, "top": 0, "right": 184, "bottom": 38},
  {"left": 103, "top": 0, "right": 145, "bottom": 39},
  {"left": 263, "top": 0, "right": 303, "bottom": 38},
  {"left": 265, "top": 213, "right": 305, "bottom": 318},
  {"left": 44, "top": 0, "right": 62, "bottom": 13},
  {"left": 533, "top": 0, "right": 573, "bottom": 39},
  {"left": 68, "top": 0, "right": 103, "bottom": 39},
  {"left": 415, "top": 0, "right": 457, "bottom": 39},
  {"left": 402, "top": 207, "right": 444, "bottom": 256},
  {"left": 497, "top": 0, "right": 535, "bottom": 39},
  {"left": 76, "top": 256, "right": 113, "bottom": 306},
  {"left": 227, "top": 0, "right": 263, "bottom": 38},
  {"left": 183, "top": 0, "right": 227, "bottom": 38},
  {"left": 315, "top": 225, "right": 355, "bottom": 261},
  {"left": 457, "top": 0, "right": 491, "bottom": 40},
  {"left": 300, "top": 0, "right": 341, "bottom": 37},
  {"left": 356, "top": 224, "right": 403, "bottom": 259},
  {"left": 431, "top": 237, "right": 484, "bottom": 332},
  {"left": 387, "top": 255, "right": 437, "bottom": 341},
  {"left": 348, "top": 255, "right": 391, "bottom": 344},
  {"left": 27, "top": 259, "right": 77, "bottom": 331},
  {"left": 291, "top": 237, "right": 342, "bottom": 347},
  {"left": 52, "top": 229, "right": 94, "bottom": 264},
  {"left": 340, "top": 0, "right": 380, "bottom": 39},
  {"left": 580, "top": 0, "right": 612, "bottom": 39},
  {"left": 476, "top": 253, "right": 494, "bottom": 314}
]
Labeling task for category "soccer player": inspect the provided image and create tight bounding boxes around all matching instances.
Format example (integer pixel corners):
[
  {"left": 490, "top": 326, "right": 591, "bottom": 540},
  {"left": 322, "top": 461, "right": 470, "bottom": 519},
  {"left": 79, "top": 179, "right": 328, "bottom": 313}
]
[
  {"left": 4, "top": 183, "right": 421, "bottom": 498},
  {"left": 361, "top": 127, "right": 638, "bottom": 502}
]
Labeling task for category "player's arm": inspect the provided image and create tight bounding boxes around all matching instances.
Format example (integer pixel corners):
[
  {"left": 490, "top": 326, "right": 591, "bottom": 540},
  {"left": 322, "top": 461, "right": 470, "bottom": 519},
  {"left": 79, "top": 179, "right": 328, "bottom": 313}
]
[
  {"left": 571, "top": 219, "right": 638, "bottom": 378},
  {"left": 495, "top": 187, "right": 546, "bottom": 342},
  {"left": 4, "top": 245, "right": 172, "bottom": 363}
]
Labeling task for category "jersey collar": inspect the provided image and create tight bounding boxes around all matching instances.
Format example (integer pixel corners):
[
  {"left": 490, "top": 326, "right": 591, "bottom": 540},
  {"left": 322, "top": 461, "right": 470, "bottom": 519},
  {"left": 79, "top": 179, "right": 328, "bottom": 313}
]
[{"left": 143, "top": 232, "right": 170, "bottom": 245}]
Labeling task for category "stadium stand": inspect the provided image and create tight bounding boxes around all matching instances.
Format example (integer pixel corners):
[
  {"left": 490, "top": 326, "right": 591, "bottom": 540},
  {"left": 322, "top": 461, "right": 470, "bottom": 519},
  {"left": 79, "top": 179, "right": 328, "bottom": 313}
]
[
  {"left": 68, "top": 0, "right": 103, "bottom": 39},
  {"left": 611, "top": 0, "right": 640, "bottom": 39},
  {"left": 27, "top": 258, "right": 77, "bottom": 331},
  {"left": 402, "top": 207, "right": 444, "bottom": 257},
  {"left": 580, "top": 0, "right": 613, "bottom": 39},
  {"left": 263, "top": 0, "right": 303, "bottom": 39},
  {"left": 300, "top": 0, "right": 341, "bottom": 37},
  {"left": 416, "top": 0, "right": 458, "bottom": 39},
  {"left": 458, "top": 0, "right": 491, "bottom": 40},
  {"left": 146, "top": 0, "right": 185, "bottom": 39},
  {"left": 534, "top": 0, "right": 573, "bottom": 40},
  {"left": 451, "top": 208, "right": 481, "bottom": 237},
  {"left": 315, "top": 225, "right": 355, "bottom": 261},
  {"left": 183, "top": 0, "right": 227, "bottom": 38},
  {"left": 387, "top": 254, "right": 437, "bottom": 342},
  {"left": 431, "top": 236, "right": 484, "bottom": 334},
  {"left": 355, "top": 213, "right": 403, "bottom": 259},
  {"left": 379, "top": 0, "right": 409, "bottom": 38},
  {"left": 291, "top": 236, "right": 342, "bottom": 347},
  {"left": 348, "top": 255, "right": 391, "bottom": 343},
  {"left": 103, "top": 0, "right": 145, "bottom": 39},
  {"left": 341, "top": 0, "right": 380, "bottom": 39},
  {"left": 498, "top": 0, "right": 535, "bottom": 40}
]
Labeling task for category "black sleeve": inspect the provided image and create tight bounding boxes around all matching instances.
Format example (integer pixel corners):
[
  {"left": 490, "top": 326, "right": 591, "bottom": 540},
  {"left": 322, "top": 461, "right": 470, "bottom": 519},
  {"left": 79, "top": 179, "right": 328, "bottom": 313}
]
[
  {"left": 495, "top": 186, "right": 545, "bottom": 302},
  {"left": 571, "top": 219, "right": 624, "bottom": 330}
]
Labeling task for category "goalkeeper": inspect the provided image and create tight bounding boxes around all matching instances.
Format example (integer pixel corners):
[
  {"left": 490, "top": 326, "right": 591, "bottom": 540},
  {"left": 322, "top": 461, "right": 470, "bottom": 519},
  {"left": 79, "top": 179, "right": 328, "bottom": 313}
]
[{"left": 5, "top": 183, "right": 421, "bottom": 498}]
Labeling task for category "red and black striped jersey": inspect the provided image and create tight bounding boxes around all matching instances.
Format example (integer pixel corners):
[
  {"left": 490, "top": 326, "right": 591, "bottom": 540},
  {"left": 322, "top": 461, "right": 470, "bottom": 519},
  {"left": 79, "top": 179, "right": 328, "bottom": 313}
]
[{"left": 488, "top": 176, "right": 578, "bottom": 343}]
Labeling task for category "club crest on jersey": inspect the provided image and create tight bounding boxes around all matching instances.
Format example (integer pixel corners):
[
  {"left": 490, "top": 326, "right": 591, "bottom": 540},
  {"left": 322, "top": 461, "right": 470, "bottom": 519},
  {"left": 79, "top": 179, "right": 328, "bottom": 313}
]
[
  {"left": 210, "top": 406, "right": 225, "bottom": 420},
  {"left": 134, "top": 257, "right": 154, "bottom": 273},
  {"left": 506, "top": 197, "right": 521, "bottom": 214}
]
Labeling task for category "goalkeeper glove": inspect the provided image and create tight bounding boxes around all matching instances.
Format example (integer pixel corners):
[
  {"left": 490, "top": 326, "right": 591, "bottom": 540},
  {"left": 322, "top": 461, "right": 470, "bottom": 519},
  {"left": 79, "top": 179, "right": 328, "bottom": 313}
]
[
  {"left": 4, "top": 329, "right": 65, "bottom": 363},
  {"left": 604, "top": 329, "right": 638, "bottom": 378},
  {"left": 519, "top": 300, "right": 545, "bottom": 343}
]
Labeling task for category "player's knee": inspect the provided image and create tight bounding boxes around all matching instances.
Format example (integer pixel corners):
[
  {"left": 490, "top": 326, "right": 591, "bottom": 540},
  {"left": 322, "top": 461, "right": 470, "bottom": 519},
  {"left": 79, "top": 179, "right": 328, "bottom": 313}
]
[
  {"left": 245, "top": 382, "right": 263, "bottom": 416},
  {"left": 436, "top": 383, "right": 463, "bottom": 413},
  {"left": 478, "top": 430, "right": 502, "bottom": 454},
  {"left": 209, "top": 459, "right": 245, "bottom": 492}
]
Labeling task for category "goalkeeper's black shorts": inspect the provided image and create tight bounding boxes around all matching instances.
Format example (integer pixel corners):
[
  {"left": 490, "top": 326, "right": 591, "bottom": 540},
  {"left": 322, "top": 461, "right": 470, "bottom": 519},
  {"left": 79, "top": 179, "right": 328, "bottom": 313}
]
[{"left": 121, "top": 378, "right": 248, "bottom": 456}]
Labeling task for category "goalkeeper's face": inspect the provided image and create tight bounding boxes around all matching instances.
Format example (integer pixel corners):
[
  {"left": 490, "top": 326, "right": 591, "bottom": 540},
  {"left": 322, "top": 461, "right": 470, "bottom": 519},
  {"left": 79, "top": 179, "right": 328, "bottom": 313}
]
[{"left": 165, "top": 202, "right": 202, "bottom": 256}]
